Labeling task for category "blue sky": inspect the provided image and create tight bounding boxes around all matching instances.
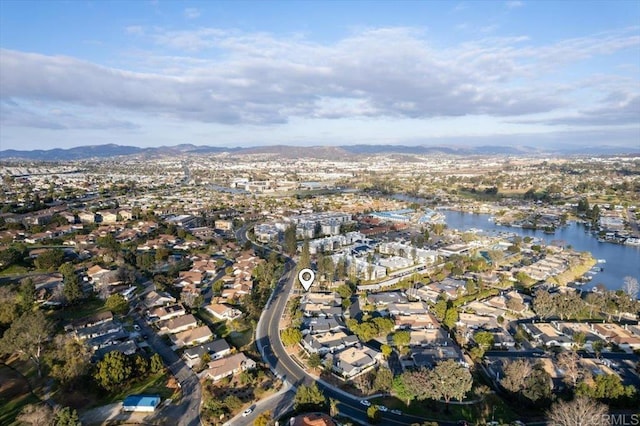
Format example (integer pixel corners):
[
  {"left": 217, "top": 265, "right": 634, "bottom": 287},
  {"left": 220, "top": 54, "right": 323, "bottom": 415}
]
[{"left": 1, "top": 0, "right": 639, "bottom": 150}]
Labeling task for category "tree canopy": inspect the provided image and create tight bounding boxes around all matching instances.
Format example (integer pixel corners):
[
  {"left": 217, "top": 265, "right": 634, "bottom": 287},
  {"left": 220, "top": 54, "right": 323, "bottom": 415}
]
[{"left": 0, "top": 309, "right": 53, "bottom": 377}]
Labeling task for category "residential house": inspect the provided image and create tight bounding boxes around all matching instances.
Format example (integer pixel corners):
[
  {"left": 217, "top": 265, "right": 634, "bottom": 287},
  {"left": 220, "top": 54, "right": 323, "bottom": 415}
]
[
  {"left": 214, "top": 220, "right": 233, "bottom": 231},
  {"left": 182, "top": 339, "right": 232, "bottom": 368},
  {"left": 170, "top": 325, "right": 213, "bottom": 348},
  {"left": 521, "top": 323, "right": 573, "bottom": 348},
  {"left": 148, "top": 304, "right": 186, "bottom": 322},
  {"left": 95, "top": 340, "right": 138, "bottom": 360},
  {"left": 331, "top": 345, "right": 380, "bottom": 378},
  {"left": 394, "top": 312, "right": 440, "bottom": 330},
  {"left": 386, "top": 301, "right": 429, "bottom": 316},
  {"left": 409, "top": 346, "right": 462, "bottom": 368},
  {"left": 301, "top": 292, "right": 342, "bottom": 307},
  {"left": 592, "top": 323, "right": 640, "bottom": 350},
  {"left": 301, "top": 317, "right": 343, "bottom": 335},
  {"left": 204, "top": 303, "right": 242, "bottom": 321},
  {"left": 202, "top": 353, "right": 256, "bottom": 382},
  {"left": 300, "top": 303, "right": 343, "bottom": 318},
  {"left": 75, "top": 321, "right": 123, "bottom": 341},
  {"left": 409, "top": 329, "right": 449, "bottom": 347},
  {"left": 157, "top": 314, "right": 198, "bottom": 335},
  {"left": 366, "top": 292, "right": 408, "bottom": 307},
  {"left": 78, "top": 212, "right": 97, "bottom": 224},
  {"left": 142, "top": 291, "right": 177, "bottom": 308},
  {"left": 86, "top": 264, "right": 111, "bottom": 285},
  {"left": 100, "top": 211, "right": 119, "bottom": 224},
  {"left": 175, "top": 270, "right": 204, "bottom": 288},
  {"left": 406, "top": 285, "right": 440, "bottom": 304},
  {"left": 302, "top": 331, "right": 359, "bottom": 355},
  {"left": 66, "top": 311, "right": 114, "bottom": 332}
]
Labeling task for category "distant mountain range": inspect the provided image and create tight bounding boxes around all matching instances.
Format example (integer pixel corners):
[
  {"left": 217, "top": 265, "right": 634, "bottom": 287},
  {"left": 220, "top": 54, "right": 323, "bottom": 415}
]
[{"left": 0, "top": 143, "right": 638, "bottom": 161}]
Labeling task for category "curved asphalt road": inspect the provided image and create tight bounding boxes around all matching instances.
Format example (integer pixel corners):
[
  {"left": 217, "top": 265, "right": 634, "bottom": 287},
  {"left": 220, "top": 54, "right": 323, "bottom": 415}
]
[{"left": 235, "top": 225, "right": 457, "bottom": 426}]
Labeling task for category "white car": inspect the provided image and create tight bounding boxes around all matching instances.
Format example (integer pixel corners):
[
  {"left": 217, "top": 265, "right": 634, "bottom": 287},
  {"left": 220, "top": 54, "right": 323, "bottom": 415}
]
[
  {"left": 391, "top": 409, "right": 402, "bottom": 415},
  {"left": 133, "top": 325, "right": 140, "bottom": 331},
  {"left": 360, "top": 399, "right": 371, "bottom": 407},
  {"left": 376, "top": 405, "right": 388, "bottom": 412},
  {"left": 242, "top": 408, "right": 253, "bottom": 417}
]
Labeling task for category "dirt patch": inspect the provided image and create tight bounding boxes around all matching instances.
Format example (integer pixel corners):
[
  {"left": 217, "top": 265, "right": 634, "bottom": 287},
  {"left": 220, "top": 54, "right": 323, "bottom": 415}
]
[{"left": 0, "top": 366, "right": 30, "bottom": 400}]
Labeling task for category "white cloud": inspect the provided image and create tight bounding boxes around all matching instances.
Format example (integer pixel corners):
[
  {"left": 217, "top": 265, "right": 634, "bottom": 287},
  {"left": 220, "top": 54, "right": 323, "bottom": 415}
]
[
  {"left": 125, "top": 25, "right": 145, "bottom": 35},
  {"left": 0, "top": 26, "right": 638, "bottom": 130},
  {"left": 505, "top": 1, "right": 524, "bottom": 9},
  {"left": 184, "top": 8, "right": 201, "bottom": 19}
]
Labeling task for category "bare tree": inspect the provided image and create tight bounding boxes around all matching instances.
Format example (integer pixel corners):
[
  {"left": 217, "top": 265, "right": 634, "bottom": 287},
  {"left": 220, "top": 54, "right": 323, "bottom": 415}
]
[
  {"left": 500, "top": 359, "right": 533, "bottom": 393},
  {"left": 17, "top": 403, "right": 53, "bottom": 426},
  {"left": 623, "top": 276, "right": 639, "bottom": 300},
  {"left": 557, "top": 351, "right": 583, "bottom": 388},
  {"left": 547, "top": 396, "right": 609, "bottom": 426}
]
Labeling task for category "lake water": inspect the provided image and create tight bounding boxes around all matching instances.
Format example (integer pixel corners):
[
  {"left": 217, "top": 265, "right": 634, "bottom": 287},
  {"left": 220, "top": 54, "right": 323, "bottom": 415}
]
[{"left": 441, "top": 210, "right": 640, "bottom": 292}]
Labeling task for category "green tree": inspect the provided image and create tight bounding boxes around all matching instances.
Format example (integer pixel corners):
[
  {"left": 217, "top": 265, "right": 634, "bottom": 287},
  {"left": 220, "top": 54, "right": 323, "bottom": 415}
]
[
  {"left": 444, "top": 308, "right": 458, "bottom": 329},
  {"left": 94, "top": 351, "right": 133, "bottom": 391},
  {"left": 373, "top": 367, "right": 393, "bottom": 393},
  {"left": 97, "top": 233, "right": 120, "bottom": 254},
  {"left": 0, "top": 310, "right": 53, "bottom": 377},
  {"left": 392, "top": 330, "right": 411, "bottom": 348},
  {"left": 281, "top": 328, "right": 303, "bottom": 347},
  {"left": 53, "top": 406, "right": 81, "bottom": 426},
  {"left": 400, "top": 368, "right": 433, "bottom": 402},
  {"left": 133, "top": 354, "right": 149, "bottom": 376},
  {"left": 367, "top": 405, "right": 381, "bottom": 423},
  {"left": 253, "top": 410, "right": 272, "bottom": 426},
  {"left": 430, "top": 360, "right": 473, "bottom": 411},
  {"left": 16, "top": 277, "right": 35, "bottom": 313},
  {"left": 294, "top": 383, "right": 326, "bottom": 411},
  {"left": 474, "top": 331, "right": 494, "bottom": 351},
  {"left": 308, "top": 353, "right": 322, "bottom": 369},
  {"left": 48, "top": 335, "right": 91, "bottom": 388},
  {"left": 381, "top": 344, "right": 392, "bottom": 358},
  {"left": 34, "top": 248, "right": 65, "bottom": 271},
  {"left": 576, "top": 374, "right": 636, "bottom": 402},
  {"left": 298, "top": 240, "right": 311, "bottom": 270},
  {"left": 284, "top": 225, "right": 297, "bottom": 256},
  {"left": 150, "top": 353, "right": 164, "bottom": 373},
  {"left": 60, "top": 263, "right": 82, "bottom": 304},
  {"left": 105, "top": 293, "right": 129, "bottom": 315},
  {"left": 432, "top": 299, "right": 447, "bottom": 321},
  {"left": 223, "top": 395, "right": 243, "bottom": 411},
  {"left": 336, "top": 284, "right": 353, "bottom": 299}
]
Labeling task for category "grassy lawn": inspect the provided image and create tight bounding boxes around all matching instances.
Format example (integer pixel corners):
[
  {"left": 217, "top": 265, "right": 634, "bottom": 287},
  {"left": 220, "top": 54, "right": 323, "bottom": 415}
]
[
  {"left": 0, "top": 361, "right": 42, "bottom": 425},
  {"left": 229, "top": 329, "right": 254, "bottom": 350},
  {"left": 52, "top": 297, "right": 107, "bottom": 321},
  {"left": 98, "top": 372, "right": 179, "bottom": 406},
  {"left": 0, "top": 264, "right": 29, "bottom": 276},
  {"left": 371, "top": 393, "right": 518, "bottom": 424},
  {"left": 0, "top": 392, "right": 41, "bottom": 425}
]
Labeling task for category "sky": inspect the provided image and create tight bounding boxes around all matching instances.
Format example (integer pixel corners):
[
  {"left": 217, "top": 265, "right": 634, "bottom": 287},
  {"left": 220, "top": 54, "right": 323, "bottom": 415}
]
[{"left": 0, "top": 0, "right": 639, "bottom": 151}]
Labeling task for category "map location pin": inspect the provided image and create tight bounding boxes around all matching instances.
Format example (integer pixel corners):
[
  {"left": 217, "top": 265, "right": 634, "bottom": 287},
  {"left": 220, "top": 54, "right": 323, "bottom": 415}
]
[{"left": 298, "top": 268, "right": 315, "bottom": 292}]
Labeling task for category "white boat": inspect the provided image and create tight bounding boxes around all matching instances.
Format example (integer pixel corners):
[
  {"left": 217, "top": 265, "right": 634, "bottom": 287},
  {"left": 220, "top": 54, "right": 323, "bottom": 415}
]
[{"left": 597, "top": 259, "right": 607, "bottom": 264}]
